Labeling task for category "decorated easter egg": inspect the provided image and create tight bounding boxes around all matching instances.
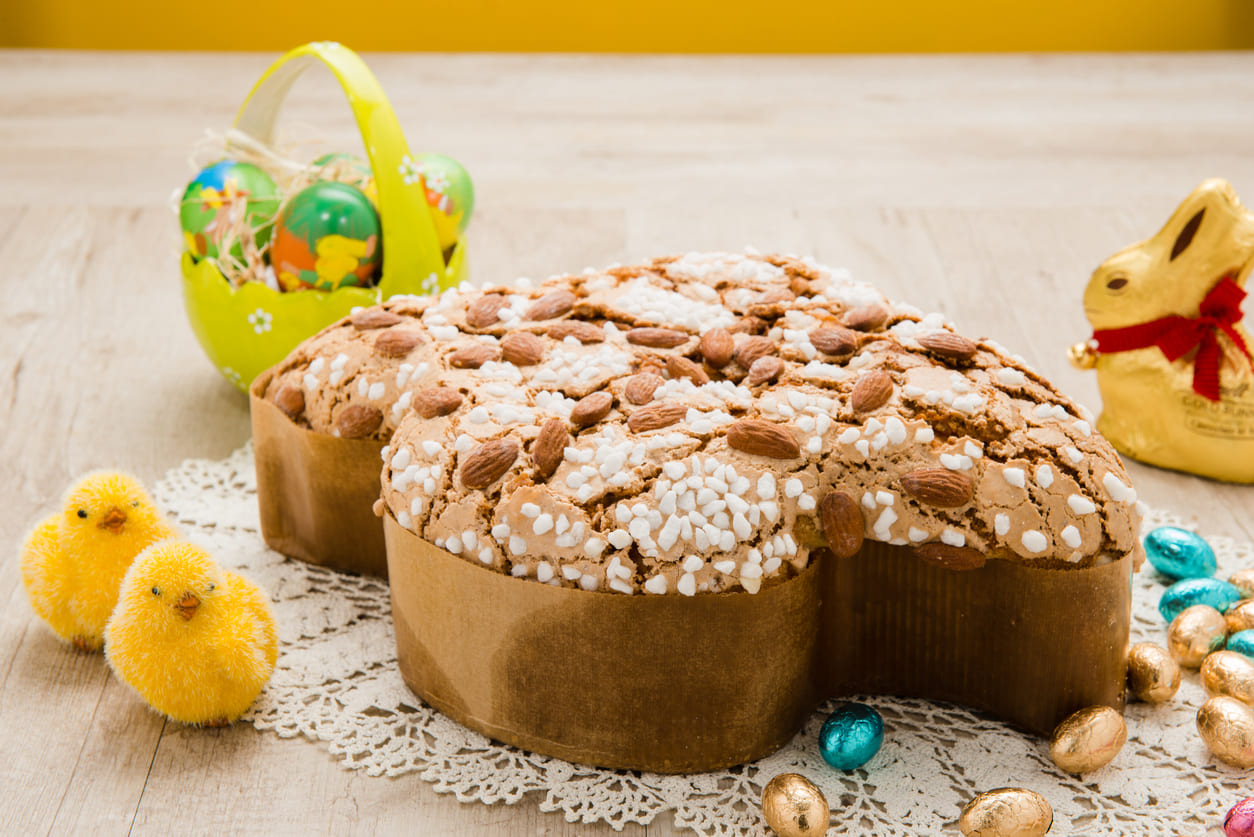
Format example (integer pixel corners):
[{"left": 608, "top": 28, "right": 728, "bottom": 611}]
[
  {"left": 958, "top": 788, "right": 1053, "bottom": 837},
  {"left": 1198, "top": 696, "right": 1254, "bottom": 768},
  {"left": 408, "top": 152, "right": 474, "bottom": 250},
  {"left": 1144, "top": 526, "right": 1217, "bottom": 580},
  {"left": 1203, "top": 651, "right": 1254, "bottom": 706},
  {"left": 760, "top": 773, "right": 829, "bottom": 837},
  {"left": 1127, "top": 642, "right": 1181, "bottom": 703},
  {"left": 312, "top": 152, "right": 377, "bottom": 204},
  {"left": 819, "top": 702, "right": 883, "bottom": 771},
  {"left": 180, "top": 160, "right": 279, "bottom": 262},
  {"left": 1168, "top": 604, "right": 1228, "bottom": 668},
  {"left": 1159, "top": 577, "right": 1244, "bottom": 622},
  {"left": 271, "top": 182, "right": 381, "bottom": 292},
  {"left": 1229, "top": 630, "right": 1254, "bottom": 660},
  {"left": 1226, "top": 797, "right": 1254, "bottom": 837},
  {"left": 1048, "top": 705, "right": 1127, "bottom": 774}
]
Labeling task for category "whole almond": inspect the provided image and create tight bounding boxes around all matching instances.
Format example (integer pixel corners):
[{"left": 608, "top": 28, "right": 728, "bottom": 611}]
[
  {"left": 627, "top": 402, "right": 689, "bottom": 432},
  {"left": 625, "top": 372, "right": 663, "bottom": 405},
  {"left": 666, "top": 355, "right": 710, "bottom": 385},
  {"left": 466, "top": 294, "right": 508, "bottom": 328},
  {"left": 449, "top": 343, "right": 501, "bottom": 369},
  {"left": 570, "top": 391, "right": 614, "bottom": 427},
  {"left": 273, "top": 384, "right": 305, "bottom": 420},
  {"left": 626, "top": 327, "right": 689, "bottom": 348},
  {"left": 547, "top": 320, "right": 605, "bottom": 343},
  {"left": 730, "top": 315, "right": 766, "bottom": 335},
  {"left": 899, "top": 468, "right": 974, "bottom": 507},
  {"left": 918, "top": 331, "right": 978, "bottom": 362},
  {"left": 747, "top": 355, "right": 783, "bottom": 386},
  {"left": 460, "top": 438, "right": 519, "bottom": 489},
  {"left": 726, "top": 419, "right": 800, "bottom": 459},
  {"left": 525, "top": 289, "right": 576, "bottom": 321},
  {"left": 844, "top": 303, "right": 889, "bottom": 332},
  {"left": 818, "top": 491, "right": 864, "bottom": 559},
  {"left": 336, "top": 404, "right": 383, "bottom": 439},
  {"left": 850, "top": 370, "right": 894, "bottom": 413},
  {"left": 414, "top": 387, "right": 463, "bottom": 419},
  {"left": 350, "top": 308, "right": 403, "bottom": 330},
  {"left": 734, "top": 335, "right": 775, "bottom": 369},
  {"left": 700, "top": 328, "right": 734, "bottom": 367},
  {"left": 914, "top": 543, "right": 986, "bottom": 571},
  {"left": 500, "top": 332, "right": 544, "bottom": 366},
  {"left": 809, "top": 326, "right": 858, "bottom": 357},
  {"left": 374, "top": 329, "right": 422, "bottom": 358},
  {"left": 532, "top": 419, "right": 568, "bottom": 479}
]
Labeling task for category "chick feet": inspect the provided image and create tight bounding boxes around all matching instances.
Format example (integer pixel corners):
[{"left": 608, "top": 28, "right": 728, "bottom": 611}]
[
  {"left": 71, "top": 635, "right": 100, "bottom": 653},
  {"left": 203, "top": 717, "right": 231, "bottom": 729}
]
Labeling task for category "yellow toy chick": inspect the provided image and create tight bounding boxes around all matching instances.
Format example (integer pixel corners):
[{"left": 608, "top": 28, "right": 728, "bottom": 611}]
[
  {"left": 105, "top": 541, "right": 278, "bottom": 726},
  {"left": 20, "top": 472, "right": 178, "bottom": 651}
]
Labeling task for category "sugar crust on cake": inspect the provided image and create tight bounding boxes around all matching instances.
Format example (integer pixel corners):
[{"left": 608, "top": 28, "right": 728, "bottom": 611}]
[{"left": 264, "top": 251, "right": 1144, "bottom": 595}]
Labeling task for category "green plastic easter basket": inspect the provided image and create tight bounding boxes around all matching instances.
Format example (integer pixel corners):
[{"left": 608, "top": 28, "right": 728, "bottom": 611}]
[{"left": 181, "top": 41, "right": 468, "bottom": 391}]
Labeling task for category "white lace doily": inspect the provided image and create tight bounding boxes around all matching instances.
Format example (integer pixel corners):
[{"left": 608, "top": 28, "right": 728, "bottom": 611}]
[{"left": 155, "top": 444, "right": 1253, "bottom": 836}]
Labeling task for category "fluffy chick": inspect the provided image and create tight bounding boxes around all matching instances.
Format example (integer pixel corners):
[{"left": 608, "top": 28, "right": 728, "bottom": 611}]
[
  {"left": 105, "top": 541, "right": 278, "bottom": 726},
  {"left": 20, "top": 471, "right": 178, "bottom": 651}
]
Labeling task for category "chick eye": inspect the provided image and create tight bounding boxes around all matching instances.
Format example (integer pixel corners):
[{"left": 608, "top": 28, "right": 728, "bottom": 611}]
[
  {"left": 77, "top": 509, "right": 88, "bottom": 519},
  {"left": 207, "top": 583, "right": 216, "bottom": 592},
  {"left": 151, "top": 587, "right": 161, "bottom": 597},
  {"left": 1106, "top": 276, "right": 1129, "bottom": 291},
  {"left": 131, "top": 500, "right": 140, "bottom": 508}
]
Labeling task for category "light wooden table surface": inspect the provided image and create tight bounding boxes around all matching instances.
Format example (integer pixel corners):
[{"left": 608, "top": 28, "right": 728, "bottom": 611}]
[{"left": 3, "top": 49, "right": 1254, "bottom": 836}]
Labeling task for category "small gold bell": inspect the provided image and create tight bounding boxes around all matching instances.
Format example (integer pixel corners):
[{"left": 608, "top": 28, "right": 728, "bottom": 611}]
[{"left": 1068, "top": 341, "right": 1098, "bottom": 370}]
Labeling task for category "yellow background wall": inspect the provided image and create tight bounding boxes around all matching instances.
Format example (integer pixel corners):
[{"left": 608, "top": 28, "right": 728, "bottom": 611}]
[{"left": 4, "top": 0, "right": 1253, "bottom": 51}]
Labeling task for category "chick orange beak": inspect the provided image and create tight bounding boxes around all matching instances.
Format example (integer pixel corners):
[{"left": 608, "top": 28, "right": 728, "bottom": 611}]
[
  {"left": 98, "top": 506, "right": 127, "bottom": 534},
  {"left": 173, "top": 593, "right": 200, "bottom": 621}
]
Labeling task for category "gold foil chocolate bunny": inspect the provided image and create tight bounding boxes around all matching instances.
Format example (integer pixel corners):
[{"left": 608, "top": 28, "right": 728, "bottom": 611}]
[{"left": 1073, "top": 178, "right": 1254, "bottom": 483}]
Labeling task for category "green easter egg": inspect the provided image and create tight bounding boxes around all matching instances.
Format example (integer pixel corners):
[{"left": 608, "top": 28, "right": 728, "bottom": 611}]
[
  {"left": 179, "top": 160, "right": 279, "bottom": 262},
  {"left": 415, "top": 152, "right": 474, "bottom": 244},
  {"left": 271, "top": 181, "right": 382, "bottom": 292}
]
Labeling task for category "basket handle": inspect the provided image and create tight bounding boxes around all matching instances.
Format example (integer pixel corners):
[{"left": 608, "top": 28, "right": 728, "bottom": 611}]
[{"left": 230, "top": 41, "right": 445, "bottom": 293}]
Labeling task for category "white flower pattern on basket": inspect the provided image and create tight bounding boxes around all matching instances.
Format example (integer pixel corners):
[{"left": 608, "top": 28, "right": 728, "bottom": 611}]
[
  {"left": 154, "top": 444, "right": 1250, "bottom": 837},
  {"left": 247, "top": 307, "right": 273, "bottom": 335}
]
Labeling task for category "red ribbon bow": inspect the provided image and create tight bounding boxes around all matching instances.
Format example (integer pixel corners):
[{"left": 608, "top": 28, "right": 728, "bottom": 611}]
[{"left": 1091, "top": 276, "right": 1252, "bottom": 401}]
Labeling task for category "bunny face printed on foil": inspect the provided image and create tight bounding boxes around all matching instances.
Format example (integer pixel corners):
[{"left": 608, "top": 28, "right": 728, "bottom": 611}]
[{"left": 1078, "top": 178, "right": 1254, "bottom": 483}]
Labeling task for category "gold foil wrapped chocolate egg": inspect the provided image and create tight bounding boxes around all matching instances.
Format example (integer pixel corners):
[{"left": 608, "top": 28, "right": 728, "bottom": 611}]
[
  {"left": 1231, "top": 570, "right": 1254, "bottom": 600},
  {"left": 1228, "top": 599, "right": 1254, "bottom": 634},
  {"left": 1202, "top": 650, "right": 1254, "bottom": 705},
  {"left": 761, "top": 773, "right": 829, "bottom": 837},
  {"left": 1198, "top": 695, "right": 1254, "bottom": 768},
  {"left": 1168, "top": 604, "right": 1228, "bottom": 668},
  {"left": 1048, "top": 705, "right": 1127, "bottom": 774},
  {"left": 1127, "top": 642, "right": 1181, "bottom": 703},
  {"left": 958, "top": 787, "right": 1053, "bottom": 837}
]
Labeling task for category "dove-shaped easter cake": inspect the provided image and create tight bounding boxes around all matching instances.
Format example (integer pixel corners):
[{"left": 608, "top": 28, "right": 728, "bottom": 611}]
[{"left": 252, "top": 251, "right": 1142, "bottom": 771}]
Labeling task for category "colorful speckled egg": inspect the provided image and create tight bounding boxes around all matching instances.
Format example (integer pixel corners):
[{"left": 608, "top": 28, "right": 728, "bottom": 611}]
[
  {"left": 312, "top": 152, "right": 377, "bottom": 204},
  {"left": 1229, "top": 630, "right": 1254, "bottom": 660},
  {"left": 1159, "top": 577, "right": 1244, "bottom": 623},
  {"left": 180, "top": 160, "right": 279, "bottom": 262},
  {"left": 1144, "top": 526, "right": 1217, "bottom": 581},
  {"left": 271, "top": 182, "right": 381, "bottom": 292},
  {"left": 1226, "top": 797, "right": 1254, "bottom": 837},
  {"left": 407, "top": 152, "right": 474, "bottom": 251},
  {"left": 819, "top": 702, "right": 883, "bottom": 771}
]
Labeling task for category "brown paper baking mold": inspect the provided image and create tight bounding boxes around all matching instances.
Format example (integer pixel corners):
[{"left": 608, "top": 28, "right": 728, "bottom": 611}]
[
  {"left": 250, "top": 369, "right": 389, "bottom": 577},
  {"left": 385, "top": 513, "right": 1131, "bottom": 773}
]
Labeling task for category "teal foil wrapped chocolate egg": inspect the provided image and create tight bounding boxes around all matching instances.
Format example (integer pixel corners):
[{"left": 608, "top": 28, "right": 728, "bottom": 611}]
[
  {"left": 1145, "top": 526, "right": 1217, "bottom": 581},
  {"left": 1229, "top": 630, "right": 1254, "bottom": 660},
  {"left": 1159, "top": 577, "right": 1243, "bottom": 623},
  {"left": 819, "top": 702, "right": 883, "bottom": 771},
  {"left": 179, "top": 160, "right": 279, "bottom": 262}
]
